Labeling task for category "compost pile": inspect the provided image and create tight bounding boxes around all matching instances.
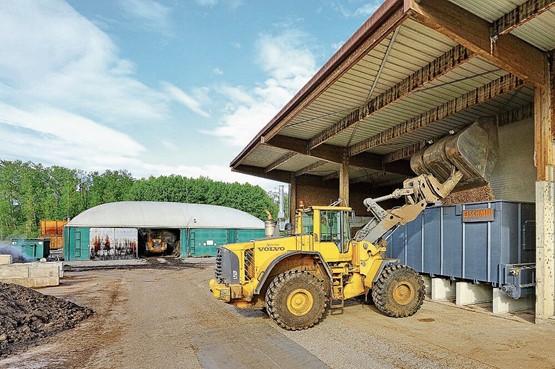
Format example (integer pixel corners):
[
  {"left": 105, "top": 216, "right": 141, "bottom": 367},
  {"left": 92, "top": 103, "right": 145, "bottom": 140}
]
[
  {"left": 0, "top": 282, "right": 93, "bottom": 357},
  {"left": 442, "top": 184, "right": 495, "bottom": 206}
]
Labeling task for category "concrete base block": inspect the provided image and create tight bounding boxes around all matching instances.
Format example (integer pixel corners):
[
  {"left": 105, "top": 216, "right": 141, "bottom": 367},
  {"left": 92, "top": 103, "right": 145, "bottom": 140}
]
[
  {"left": 431, "top": 278, "right": 456, "bottom": 301},
  {"left": 456, "top": 282, "right": 492, "bottom": 306},
  {"left": 421, "top": 275, "right": 431, "bottom": 297},
  {"left": 0, "top": 254, "right": 12, "bottom": 265},
  {"left": 0, "top": 262, "right": 60, "bottom": 287},
  {"left": 493, "top": 288, "right": 535, "bottom": 314}
]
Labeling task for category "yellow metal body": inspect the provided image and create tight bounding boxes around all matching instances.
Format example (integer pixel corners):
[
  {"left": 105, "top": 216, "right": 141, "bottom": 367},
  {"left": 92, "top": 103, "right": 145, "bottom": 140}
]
[
  {"left": 209, "top": 206, "right": 389, "bottom": 308},
  {"left": 146, "top": 230, "right": 167, "bottom": 254}
]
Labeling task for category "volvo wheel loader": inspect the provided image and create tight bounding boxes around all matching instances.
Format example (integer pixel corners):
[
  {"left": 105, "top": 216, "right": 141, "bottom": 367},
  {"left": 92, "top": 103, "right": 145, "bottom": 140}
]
[{"left": 210, "top": 118, "right": 498, "bottom": 330}]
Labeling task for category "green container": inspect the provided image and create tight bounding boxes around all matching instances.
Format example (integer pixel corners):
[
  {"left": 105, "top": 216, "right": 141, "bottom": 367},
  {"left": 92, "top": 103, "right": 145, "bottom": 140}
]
[
  {"left": 10, "top": 238, "right": 50, "bottom": 260},
  {"left": 183, "top": 228, "right": 266, "bottom": 257},
  {"left": 186, "top": 228, "right": 229, "bottom": 257},
  {"left": 236, "top": 229, "right": 265, "bottom": 242}
]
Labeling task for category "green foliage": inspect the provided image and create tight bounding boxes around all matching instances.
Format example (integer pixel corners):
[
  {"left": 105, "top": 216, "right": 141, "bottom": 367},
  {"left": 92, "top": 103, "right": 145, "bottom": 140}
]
[{"left": 0, "top": 160, "right": 277, "bottom": 239}]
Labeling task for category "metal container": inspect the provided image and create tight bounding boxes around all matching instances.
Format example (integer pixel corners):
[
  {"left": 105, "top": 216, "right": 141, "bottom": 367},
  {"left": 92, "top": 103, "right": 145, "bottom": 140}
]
[
  {"left": 185, "top": 228, "right": 266, "bottom": 257},
  {"left": 10, "top": 238, "right": 51, "bottom": 260},
  {"left": 386, "top": 201, "right": 535, "bottom": 298}
]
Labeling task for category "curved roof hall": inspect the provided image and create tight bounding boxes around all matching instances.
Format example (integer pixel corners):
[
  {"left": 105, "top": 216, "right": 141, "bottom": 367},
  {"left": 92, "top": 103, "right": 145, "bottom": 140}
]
[{"left": 67, "top": 201, "right": 264, "bottom": 229}]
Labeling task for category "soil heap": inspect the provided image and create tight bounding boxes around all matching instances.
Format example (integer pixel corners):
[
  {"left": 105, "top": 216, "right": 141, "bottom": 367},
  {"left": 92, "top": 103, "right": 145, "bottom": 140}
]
[{"left": 0, "top": 282, "right": 93, "bottom": 357}]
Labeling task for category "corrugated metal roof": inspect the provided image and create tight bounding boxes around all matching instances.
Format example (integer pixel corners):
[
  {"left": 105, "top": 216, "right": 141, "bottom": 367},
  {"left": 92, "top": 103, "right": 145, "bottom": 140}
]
[
  {"left": 450, "top": 0, "right": 555, "bottom": 51},
  {"left": 230, "top": 0, "right": 550, "bottom": 187},
  {"left": 67, "top": 202, "right": 264, "bottom": 229}
]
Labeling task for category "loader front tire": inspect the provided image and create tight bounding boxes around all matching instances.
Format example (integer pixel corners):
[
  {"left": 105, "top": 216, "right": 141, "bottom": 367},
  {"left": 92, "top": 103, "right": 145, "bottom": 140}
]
[
  {"left": 265, "top": 270, "right": 327, "bottom": 330},
  {"left": 372, "top": 264, "right": 424, "bottom": 317}
]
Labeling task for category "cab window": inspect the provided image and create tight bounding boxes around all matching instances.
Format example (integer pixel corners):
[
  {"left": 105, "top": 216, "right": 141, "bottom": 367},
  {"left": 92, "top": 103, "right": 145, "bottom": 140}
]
[
  {"left": 320, "top": 210, "right": 350, "bottom": 252},
  {"left": 301, "top": 211, "right": 314, "bottom": 234}
]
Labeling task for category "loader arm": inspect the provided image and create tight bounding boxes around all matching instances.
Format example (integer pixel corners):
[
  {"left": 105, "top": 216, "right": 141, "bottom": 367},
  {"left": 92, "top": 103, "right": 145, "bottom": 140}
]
[{"left": 354, "top": 169, "right": 463, "bottom": 244}]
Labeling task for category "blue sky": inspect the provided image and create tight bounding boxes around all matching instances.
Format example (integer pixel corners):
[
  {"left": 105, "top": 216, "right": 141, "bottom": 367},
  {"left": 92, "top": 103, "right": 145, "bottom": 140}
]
[{"left": 0, "top": 0, "right": 381, "bottom": 190}]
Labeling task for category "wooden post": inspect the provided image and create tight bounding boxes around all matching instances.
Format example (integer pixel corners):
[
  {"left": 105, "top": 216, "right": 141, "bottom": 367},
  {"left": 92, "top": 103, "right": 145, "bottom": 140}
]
[
  {"left": 289, "top": 174, "right": 297, "bottom": 227},
  {"left": 339, "top": 152, "right": 350, "bottom": 207}
]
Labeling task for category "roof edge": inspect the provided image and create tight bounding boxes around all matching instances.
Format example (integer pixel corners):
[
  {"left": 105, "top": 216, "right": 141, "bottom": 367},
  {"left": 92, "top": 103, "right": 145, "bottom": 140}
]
[{"left": 230, "top": 0, "right": 404, "bottom": 169}]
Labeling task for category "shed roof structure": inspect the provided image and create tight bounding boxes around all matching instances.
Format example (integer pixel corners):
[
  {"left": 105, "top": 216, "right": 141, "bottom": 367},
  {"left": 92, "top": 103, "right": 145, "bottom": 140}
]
[
  {"left": 231, "top": 0, "right": 553, "bottom": 188},
  {"left": 67, "top": 202, "right": 264, "bottom": 229}
]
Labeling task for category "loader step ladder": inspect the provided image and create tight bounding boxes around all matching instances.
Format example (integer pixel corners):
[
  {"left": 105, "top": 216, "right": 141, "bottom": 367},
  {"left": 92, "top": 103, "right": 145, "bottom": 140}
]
[{"left": 330, "top": 269, "right": 345, "bottom": 314}]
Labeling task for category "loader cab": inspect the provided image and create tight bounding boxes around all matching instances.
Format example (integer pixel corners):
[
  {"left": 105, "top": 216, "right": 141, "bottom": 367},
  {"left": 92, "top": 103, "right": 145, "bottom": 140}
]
[{"left": 296, "top": 206, "right": 352, "bottom": 255}]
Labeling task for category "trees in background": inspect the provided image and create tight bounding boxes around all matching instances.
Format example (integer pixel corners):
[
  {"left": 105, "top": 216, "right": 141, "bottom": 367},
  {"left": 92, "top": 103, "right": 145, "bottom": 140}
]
[{"left": 0, "top": 160, "right": 277, "bottom": 239}]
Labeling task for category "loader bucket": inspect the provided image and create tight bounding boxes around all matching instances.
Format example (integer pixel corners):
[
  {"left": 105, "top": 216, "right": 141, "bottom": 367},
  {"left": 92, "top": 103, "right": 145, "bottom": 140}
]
[{"left": 410, "top": 117, "right": 498, "bottom": 188}]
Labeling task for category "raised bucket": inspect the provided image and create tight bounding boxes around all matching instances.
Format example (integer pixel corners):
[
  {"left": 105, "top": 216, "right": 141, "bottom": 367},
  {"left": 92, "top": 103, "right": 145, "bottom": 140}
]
[{"left": 410, "top": 117, "right": 499, "bottom": 189}]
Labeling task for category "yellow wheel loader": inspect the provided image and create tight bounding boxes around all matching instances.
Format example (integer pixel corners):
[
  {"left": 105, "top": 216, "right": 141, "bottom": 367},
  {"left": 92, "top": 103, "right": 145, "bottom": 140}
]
[{"left": 210, "top": 118, "right": 498, "bottom": 330}]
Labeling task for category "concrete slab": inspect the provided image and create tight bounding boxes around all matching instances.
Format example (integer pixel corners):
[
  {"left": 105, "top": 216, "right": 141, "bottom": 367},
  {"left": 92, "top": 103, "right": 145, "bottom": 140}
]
[
  {"left": 493, "top": 288, "right": 535, "bottom": 314},
  {"left": 456, "top": 282, "right": 492, "bottom": 306},
  {"left": 421, "top": 275, "right": 432, "bottom": 297},
  {"left": 0, "top": 261, "right": 60, "bottom": 287},
  {"left": 0, "top": 254, "right": 12, "bottom": 265},
  {"left": 431, "top": 278, "right": 456, "bottom": 301}
]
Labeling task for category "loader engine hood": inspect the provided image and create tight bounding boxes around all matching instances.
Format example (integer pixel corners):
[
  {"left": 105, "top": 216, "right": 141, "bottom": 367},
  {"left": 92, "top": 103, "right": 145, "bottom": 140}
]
[{"left": 215, "top": 246, "right": 241, "bottom": 284}]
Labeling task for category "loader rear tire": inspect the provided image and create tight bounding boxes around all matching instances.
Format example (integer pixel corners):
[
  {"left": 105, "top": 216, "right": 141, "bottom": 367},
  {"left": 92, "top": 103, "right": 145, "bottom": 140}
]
[
  {"left": 372, "top": 264, "right": 424, "bottom": 318},
  {"left": 265, "top": 270, "right": 327, "bottom": 330}
]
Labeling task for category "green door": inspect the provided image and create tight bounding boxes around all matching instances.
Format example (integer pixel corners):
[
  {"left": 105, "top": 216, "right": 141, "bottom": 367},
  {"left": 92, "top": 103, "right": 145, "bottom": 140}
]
[
  {"left": 187, "top": 229, "right": 229, "bottom": 256},
  {"left": 66, "top": 227, "right": 90, "bottom": 261}
]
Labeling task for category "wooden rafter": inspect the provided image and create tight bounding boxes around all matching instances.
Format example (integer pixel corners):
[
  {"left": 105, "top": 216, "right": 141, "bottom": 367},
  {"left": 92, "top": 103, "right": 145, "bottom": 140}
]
[
  {"left": 348, "top": 74, "right": 524, "bottom": 156},
  {"left": 265, "top": 152, "right": 296, "bottom": 173},
  {"left": 232, "top": 165, "right": 291, "bottom": 183},
  {"left": 264, "top": 135, "right": 413, "bottom": 176},
  {"left": 323, "top": 172, "right": 339, "bottom": 181},
  {"left": 383, "top": 142, "right": 425, "bottom": 164},
  {"left": 307, "top": 44, "right": 474, "bottom": 150},
  {"left": 405, "top": 0, "right": 547, "bottom": 86},
  {"left": 382, "top": 102, "right": 534, "bottom": 163},
  {"left": 491, "top": 0, "right": 555, "bottom": 38},
  {"left": 295, "top": 160, "right": 328, "bottom": 177}
]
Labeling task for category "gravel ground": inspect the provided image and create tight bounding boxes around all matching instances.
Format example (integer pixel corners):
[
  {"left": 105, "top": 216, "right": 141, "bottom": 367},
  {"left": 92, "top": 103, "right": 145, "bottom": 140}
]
[
  {"left": 0, "top": 283, "right": 93, "bottom": 357},
  {"left": 1, "top": 265, "right": 555, "bottom": 369}
]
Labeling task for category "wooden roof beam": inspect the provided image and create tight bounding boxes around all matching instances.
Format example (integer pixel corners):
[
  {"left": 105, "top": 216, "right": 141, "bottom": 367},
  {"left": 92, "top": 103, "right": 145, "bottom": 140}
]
[
  {"left": 308, "top": 44, "right": 474, "bottom": 150},
  {"left": 349, "top": 74, "right": 524, "bottom": 156},
  {"left": 382, "top": 102, "right": 534, "bottom": 162},
  {"left": 265, "top": 135, "right": 413, "bottom": 176},
  {"left": 232, "top": 165, "right": 291, "bottom": 183},
  {"left": 491, "top": 0, "right": 555, "bottom": 39},
  {"left": 265, "top": 152, "right": 297, "bottom": 173},
  {"left": 405, "top": 0, "right": 547, "bottom": 86},
  {"left": 295, "top": 160, "right": 328, "bottom": 177}
]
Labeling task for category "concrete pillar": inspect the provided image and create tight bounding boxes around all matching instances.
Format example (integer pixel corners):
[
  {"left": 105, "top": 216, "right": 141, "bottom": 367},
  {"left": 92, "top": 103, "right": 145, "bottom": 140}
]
[
  {"left": 455, "top": 282, "right": 492, "bottom": 306},
  {"left": 536, "top": 176, "right": 555, "bottom": 322},
  {"left": 535, "top": 53, "right": 555, "bottom": 324},
  {"left": 421, "top": 275, "right": 432, "bottom": 297},
  {"left": 431, "top": 278, "right": 456, "bottom": 301},
  {"left": 493, "top": 288, "right": 535, "bottom": 314}
]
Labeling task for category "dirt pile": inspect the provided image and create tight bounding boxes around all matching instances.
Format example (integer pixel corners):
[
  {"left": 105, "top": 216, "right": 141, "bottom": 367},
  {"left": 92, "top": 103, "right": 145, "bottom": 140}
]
[{"left": 0, "top": 282, "right": 93, "bottom": 357}]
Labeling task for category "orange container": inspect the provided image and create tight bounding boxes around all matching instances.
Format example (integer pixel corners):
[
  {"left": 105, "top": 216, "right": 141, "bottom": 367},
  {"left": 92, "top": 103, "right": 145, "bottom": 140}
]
[{"left": 39, "top": 220, "right": 67, "bottom": 250}]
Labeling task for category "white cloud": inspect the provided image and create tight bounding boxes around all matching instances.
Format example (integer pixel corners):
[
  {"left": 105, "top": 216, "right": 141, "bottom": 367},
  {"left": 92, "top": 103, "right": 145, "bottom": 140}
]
[
  {"left": 135, "top": 163, "right": 280, "bottom": 191},
  {"left": 212, "top": 67, "right": 224, "bottom": 76},
  {"left": 0, "top": 104, "right": 145, "bottom": 171},
  {"left": 332, "top": 2, "right": 380, "bottom": 18},
  {"left": 207, "top": 29, "right": 317, "bottom": 147},
  {"left": 195, "top": 0, "right": 218, "bottom": 6},
  {"left": 163, "top": 83, "right": 210, "bottom": 118},
  {"left": 118, "top": 0, "right": 172, "bottom": 35},
  {"left": 0, "top": 0, "right": 169, "bottom": 124}
]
